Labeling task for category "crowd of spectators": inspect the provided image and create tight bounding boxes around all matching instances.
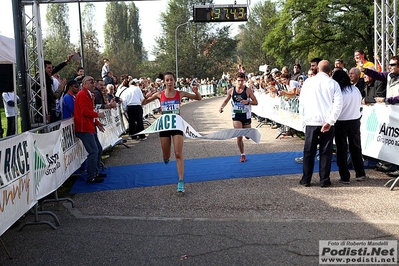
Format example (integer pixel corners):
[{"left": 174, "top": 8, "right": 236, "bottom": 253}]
[
  {"left": 239, "top": 52, "right": 399, "bottom": 181},
  {"left": 23, "top": 52, "right": 399, "bottom": 183}
]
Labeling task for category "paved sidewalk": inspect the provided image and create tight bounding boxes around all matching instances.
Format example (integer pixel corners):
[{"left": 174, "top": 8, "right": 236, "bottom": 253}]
[{"left": 1, "top": 96, "right": 399, "bottom": 266}]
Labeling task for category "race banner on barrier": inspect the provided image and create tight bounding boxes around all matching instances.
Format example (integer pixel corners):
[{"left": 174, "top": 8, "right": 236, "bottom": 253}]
[
  {"left": 97, "top": 107, "right": 125, "bottom": 149},
  {"left": 137, "top": 114, "right": 261, "bottom": 143},
  {"left": 31, "top": 118, "right": 87, "bottom": 200},
  {"left": 0, "top": 132, "right": 35, "bottom": 236},
  {"left": 251, "top": 91, "right": 305, "bottom": 132},
  {"left": 361, "top": 104, "right": 399, "bottom": 165}
]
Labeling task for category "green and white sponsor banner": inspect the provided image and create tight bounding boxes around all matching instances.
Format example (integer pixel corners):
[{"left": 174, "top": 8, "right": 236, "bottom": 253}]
[
  {"left": 361, "top": 104, "right": 399, "bottom": 165},
  {"left": 30, "top": 119, "right": 87, "bottom": 200},
  {"left": 137, "top": 114, "right": 261, "bottom": 143},
  {"left": 0, "top": 132, "right": 35, "bottom": 236},
  {"left": 252, "top": 91, "right": 305, "bottom": 132}
]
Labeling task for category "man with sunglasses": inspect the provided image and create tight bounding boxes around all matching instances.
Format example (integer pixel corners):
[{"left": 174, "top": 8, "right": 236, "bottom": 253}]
[
  {"left": 62, "top": 79, "right": 80, "bottom": 119},
  {"left": 74, "top": 76, "right": 107, "bottom": 183},
  {"left": 360, "top": 55, "right": 399, "bottom": 104}
]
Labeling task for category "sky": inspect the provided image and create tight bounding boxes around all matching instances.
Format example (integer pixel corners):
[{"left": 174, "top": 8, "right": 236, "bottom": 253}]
[{"left": 1, "top": 0, "right": 252, "bottom": 61}]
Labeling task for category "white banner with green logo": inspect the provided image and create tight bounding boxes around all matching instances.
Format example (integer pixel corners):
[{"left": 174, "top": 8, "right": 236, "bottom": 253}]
[{"left": 361, "top": 104, "right": 399, "bottom": 164}]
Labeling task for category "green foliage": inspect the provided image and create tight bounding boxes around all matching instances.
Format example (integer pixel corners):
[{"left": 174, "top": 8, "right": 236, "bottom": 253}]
[
  {"left": 103, "top": 2, "right": 144, "bottom": 78},
  {"left": 238, "top": 1, "right": 279, "bottom": 73},
  {"left": 43, "top": 4, "right": 75, "bottom": 79},
  {"left": 80, "top": 3, "right": 102, "bottom": 78},
  {"left": 263, "top": 0, "right": 375, "bottom": 70},
  {"left": 154, "top": 0, "right": 239, "bottom": 79}
]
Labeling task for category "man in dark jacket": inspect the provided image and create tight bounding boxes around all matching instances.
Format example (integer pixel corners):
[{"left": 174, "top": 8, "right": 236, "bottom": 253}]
[
  {"left": 362, "top": 67, "right": 386, "bottom": 104},
  {"left": 32, "top": 54, "right": 74, "bottom": 123}
]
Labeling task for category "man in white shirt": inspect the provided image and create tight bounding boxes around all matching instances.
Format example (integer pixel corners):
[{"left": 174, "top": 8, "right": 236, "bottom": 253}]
[
  {"left": 2, "top": 91, "right": 20, "bottom": 136},
  {"left": 299, "top": 60, "right": 343, "bottom": 187},
  {"left": 121, "top": 79, "right": 146, "bottom": 140}
]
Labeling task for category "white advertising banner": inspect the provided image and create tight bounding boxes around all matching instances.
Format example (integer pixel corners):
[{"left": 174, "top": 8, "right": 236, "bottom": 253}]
[
  {"left": 60, "top": 119, "right": 87, "bottom": 184},
  {"left": 97, "top": 107, "right": 125, "bottom": 149},
  {"left": 0, "top": 132, "right": 36, "bottom": 236},
  {"left": 30, "top": 126, "right": 63, "bottom": 200},
  {"left": 360, "top": 104, "right": 399, "bottom": 165},
  {"left": 252, "top": 91, "right": 305, "bottom": 132}
]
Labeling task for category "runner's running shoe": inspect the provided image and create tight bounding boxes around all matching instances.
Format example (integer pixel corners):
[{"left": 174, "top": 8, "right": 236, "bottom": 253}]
[
  {"left": 240, "top": 154, "right": 246, "bottom": 162},
  {"left": 177, "top": 180, "right": 185, "bottom": 193},
  {"left": 163, "top": 158, "right": 169, "bottom": 164}
]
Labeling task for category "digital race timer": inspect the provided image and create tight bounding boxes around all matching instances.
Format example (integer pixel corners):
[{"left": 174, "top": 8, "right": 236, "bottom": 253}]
[{"left": 193, "top": 4, "right": 248, "bottom": 22}]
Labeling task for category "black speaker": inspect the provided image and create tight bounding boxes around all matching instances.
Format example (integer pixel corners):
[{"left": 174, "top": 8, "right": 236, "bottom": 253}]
[{"left": 0, "top": 64, "right": 14, "bottom": 93}]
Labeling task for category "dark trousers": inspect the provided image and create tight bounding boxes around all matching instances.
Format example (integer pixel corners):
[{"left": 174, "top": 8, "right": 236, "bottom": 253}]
[
  {"left": 127, "top": 105, "right": 145, "bottom": 139},
  {"left": 301, "top": 125, "right": 335, "bottom": 185},
  {"left": 335, "top": 118, "right": 365, "bottom": 181},
  {"left": 75, "top": 132, "right": 103, "bottom": 180},
  {"left": 6, "top": 116, "right": 16, "bottom": 136}
]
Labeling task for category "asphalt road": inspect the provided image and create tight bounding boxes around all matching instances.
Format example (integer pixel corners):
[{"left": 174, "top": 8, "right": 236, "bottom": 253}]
[{"left": 1, "top": 96, "right": 399, "bottom": 266}]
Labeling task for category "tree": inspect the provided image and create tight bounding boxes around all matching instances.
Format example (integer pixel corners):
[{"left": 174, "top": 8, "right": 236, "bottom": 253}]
[
  {"left": 262, "top": 0, "right": 374, "bottom": 69},
  {"left": 237, "top": 1, "right": 279, "bottom": 73},
  {"left": 80, "top": 3, "right": 102, "bottom": 78},
  {"left": 153, "top": 0, "right": 238, "bottom": 79},
  {"left": 43, "top": 3, "right": 74, "bottom": 79},
  {"left": 103, "top": 2, "right": 144, "bottom": 78}
]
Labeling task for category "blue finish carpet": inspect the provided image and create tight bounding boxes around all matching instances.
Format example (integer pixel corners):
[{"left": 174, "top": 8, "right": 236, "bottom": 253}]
[{"left": 70, "top": 151, "right": 340, "bottom": 194}]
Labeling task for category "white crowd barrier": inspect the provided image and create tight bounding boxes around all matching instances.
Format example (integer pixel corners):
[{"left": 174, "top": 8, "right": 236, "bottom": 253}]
[
  {"left": 180, "top": 84, "right": 216, "bottom": 96},
  {"left": 252, "top": 91, "right": 305, "bottom": 132},
  {"left": 0, "top": 119, "right": 87, "bottom": 236},
  {"left": 0, "top": 102, "right": 156, "bottom": 236}
]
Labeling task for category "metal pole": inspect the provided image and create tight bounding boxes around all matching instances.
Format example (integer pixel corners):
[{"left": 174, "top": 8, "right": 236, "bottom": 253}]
[
  {"left": 78, "top": 2, "right": 85, "bottom": 69},
  {"left": 175, "top": 19, "right": 192, "bottom": 85},
  {"left": 12, "top": 0, "right": 30, "bottom": 131}
]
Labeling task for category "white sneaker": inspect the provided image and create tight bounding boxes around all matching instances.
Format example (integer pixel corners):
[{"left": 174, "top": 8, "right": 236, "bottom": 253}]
[{"left": 356, "top": 175, "right": 369, "bottom": 182}]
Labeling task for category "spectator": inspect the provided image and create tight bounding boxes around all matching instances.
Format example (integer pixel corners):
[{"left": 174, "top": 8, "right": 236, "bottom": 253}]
[
  {"left": 93, "top": 79, "right": 116, "bottom": 110},
  {"left": 219, "top": 72, "right": 258, "bottom": 163},
  {"left": 292, "top": 63, "right": 301, "bottom": 81},
  {"left": 106, "top": 84, "right": 116, "bottom": 103},
  {"left": 362, "top": 67, "right": 386, "bottom": 104},
  {"left": 2, "top": 91, "right": 20, "bottom": 136},
  {"left": 101, "top": 58, "right": 110, "bottom": 80},
  {"left": 362, "top": 55, "right": 399, "bottom": 104},
  {"left": 52, "top": 73, "right": 66, "bottom": 121},
  {"left": 309, "top": 58, "right": 322, "bottom": 75},
  {"left": 115, "top": 75, "right": 130, "bottom": 104},
  {"left": 349, "top": 67, "right": 365, "bottom": 95},
  {"left": 354, "top": 50, "right": 375, "bottom": 78},
  {"left": 332, "top": 69, "right": 367, "bottom": 183},
  {"left": 74, "top": 67, "right": 85, "bottom": 84},
  {"left": 294, "top": 58, "right": 322, "bottom": 164},
  {"left": 299, "top": 60, "right": 343, "bottom": 187},
  {"left": 281, "top": 66, "right": 291, "bottom": 79},
  {"left": 74, "top": 76, "right": 106, "bottom": 184},
  {"left": 334, "top": 59, "right": 348, "bottom": 73},
  {"left": 278, "top": 73, "right": 300, "bottom": 100},
  {"left": 32, "top": 54, "right": 73, "bottom": 123},
  {"left": 104, "top": 71, "right": 115, "bottom": 86},
  {"left": 62, "top": 79, "right": 80, "bottom": 119},
  {"left": 121, "top": 79, "right": 146, "bottom": 140},
  {"left": 141, "top": 71, "right": 202, "bottom": 193}
]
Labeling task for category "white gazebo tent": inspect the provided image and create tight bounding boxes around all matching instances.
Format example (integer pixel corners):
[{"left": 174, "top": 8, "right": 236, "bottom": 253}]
[
  {"left": 0, "top": 34, "right": 18, "bottom": 136},
  {"left": 0, "top": 35, "right": 16, "bottom": 64}
]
